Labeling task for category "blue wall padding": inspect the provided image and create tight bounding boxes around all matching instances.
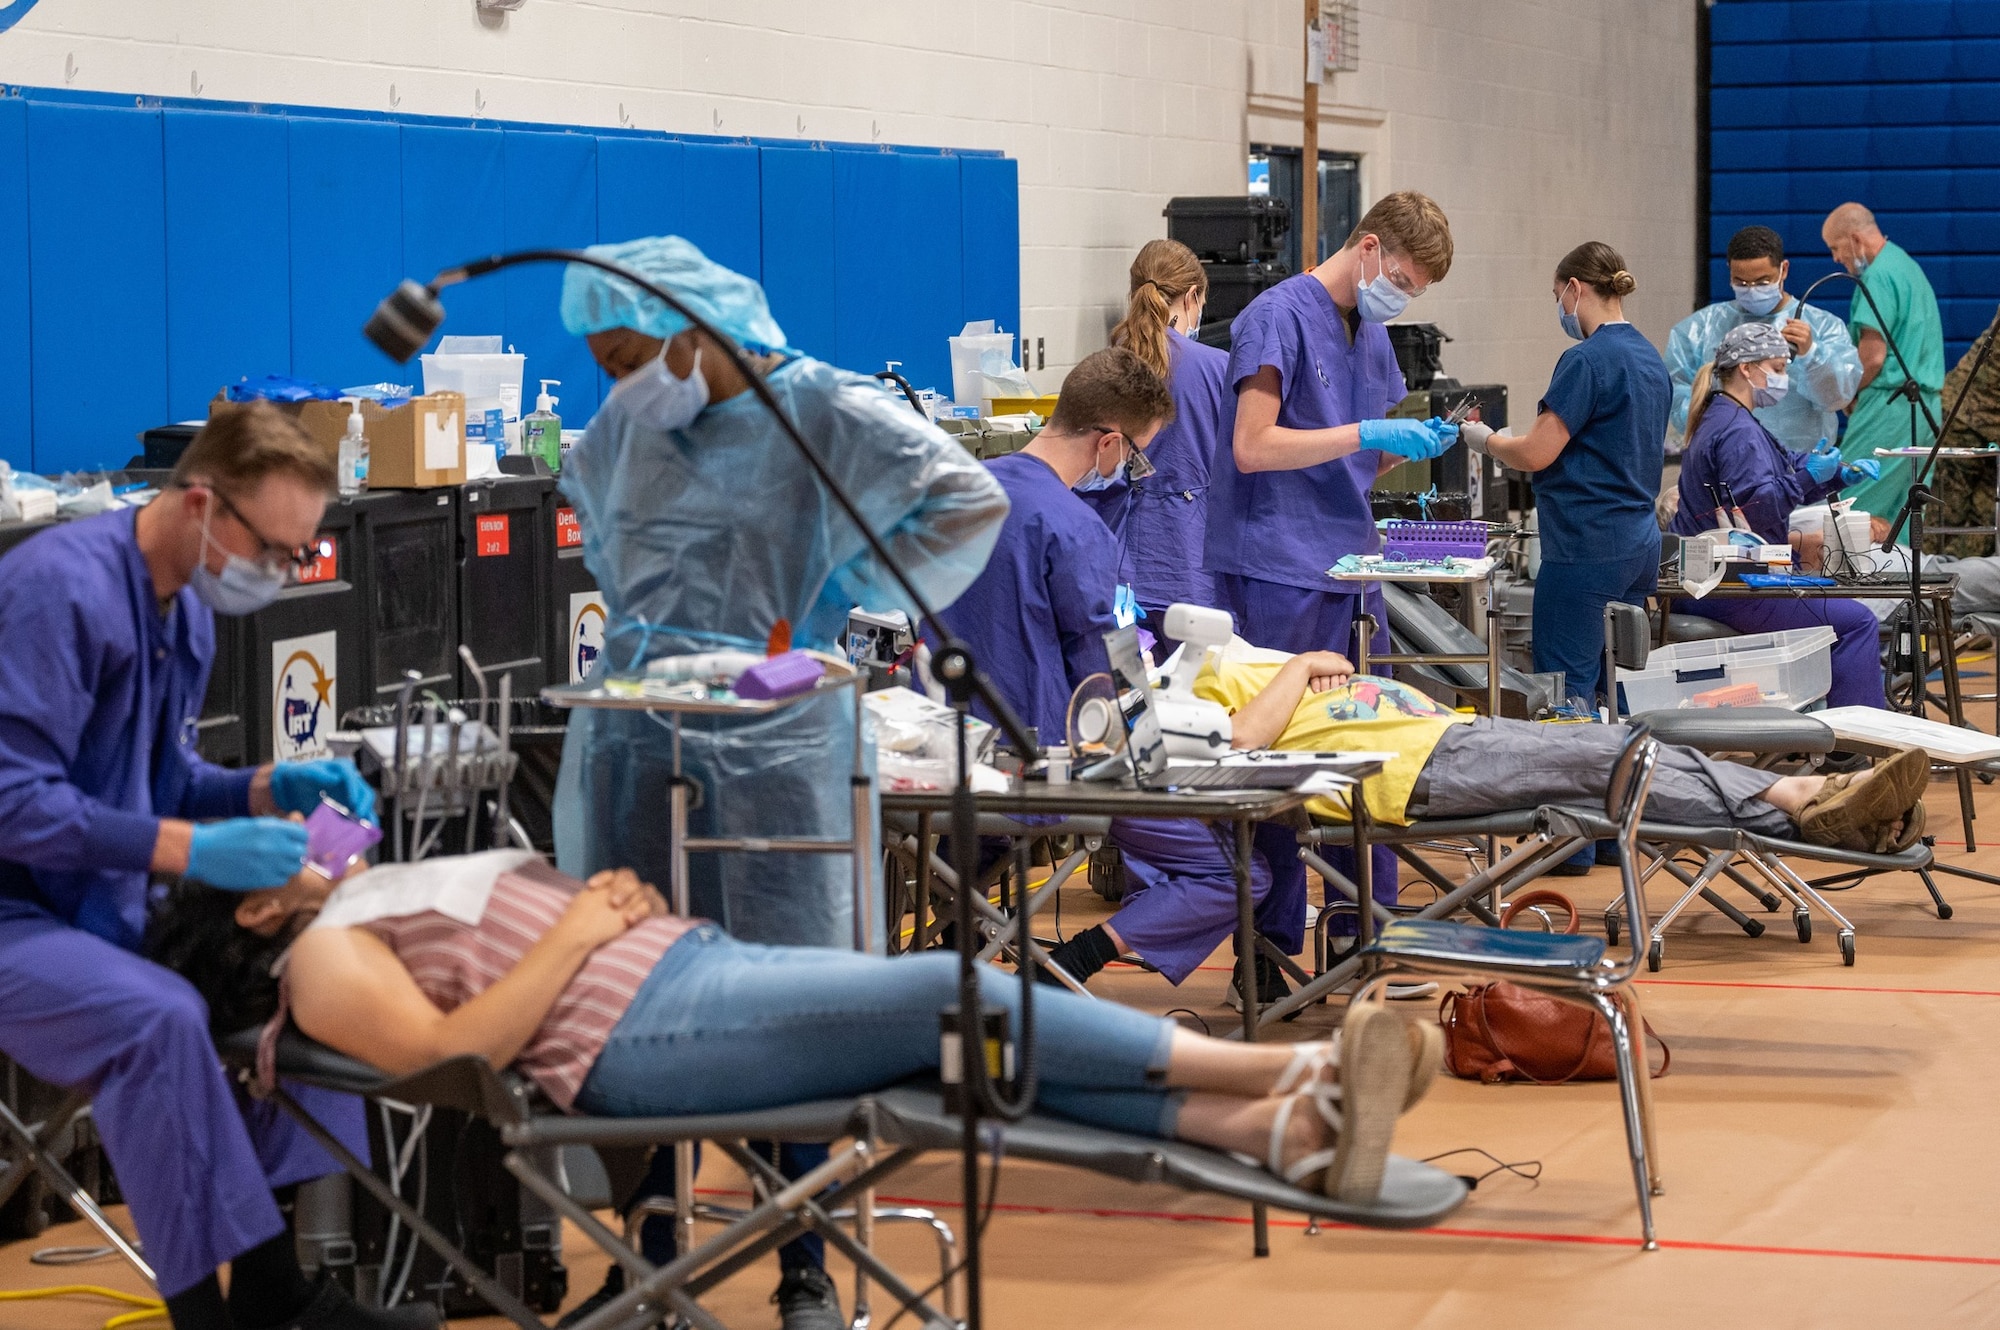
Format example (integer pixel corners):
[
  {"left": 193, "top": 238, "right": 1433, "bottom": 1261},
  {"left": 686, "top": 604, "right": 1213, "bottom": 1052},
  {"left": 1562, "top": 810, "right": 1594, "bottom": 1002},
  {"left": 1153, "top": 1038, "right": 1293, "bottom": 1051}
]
[
  {"left": 504, "top": 129, "right": 601, "bottom": 421},
  {"left": 163, "top": 110, "right": 291, "bottom": 423},
  {"left": 960, "top": 154, "right": 1022, "bottom": 358},
  {"left": 28, "top": 103, "right": 168, "bottom": 474},
  {"left": 759, "top": 145, "right": 837, "bottom": 361},
  {"left": 289, "top": 117, "right": 407, "bottom": 392},
  {"left": 1710, "top": 0, "right": 2000, "bottom": 364},
  {"left": 680, "top": 142, "right": 763, "bottom": 281},
  {"left": 402, "top": 124, "right": 507, "bottom": 357},
  {"left": 0, "top": 85, "right": 1015, "bottom": 470},
  {"left": 0, "top": 100, "right": 30, "bottom": 471}
]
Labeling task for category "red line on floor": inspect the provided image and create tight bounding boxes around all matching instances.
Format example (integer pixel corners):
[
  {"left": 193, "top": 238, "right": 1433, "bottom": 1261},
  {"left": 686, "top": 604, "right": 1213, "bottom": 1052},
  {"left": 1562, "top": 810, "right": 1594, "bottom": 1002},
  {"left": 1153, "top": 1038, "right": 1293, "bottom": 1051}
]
[
  {"left": 688, "top": 1186, "right": 2000, "bottom": 1266},
  {"left": 1637, "top": 978, "right": 2000, "bottom": 998}
]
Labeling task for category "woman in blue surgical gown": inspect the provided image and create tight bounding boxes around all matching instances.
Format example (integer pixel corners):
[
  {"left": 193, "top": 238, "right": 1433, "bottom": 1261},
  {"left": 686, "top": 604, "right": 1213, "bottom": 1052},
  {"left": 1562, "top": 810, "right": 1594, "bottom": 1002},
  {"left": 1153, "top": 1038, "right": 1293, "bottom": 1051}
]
[{"left": 552, "top": 236, "right": 1008, "bottom": 951}]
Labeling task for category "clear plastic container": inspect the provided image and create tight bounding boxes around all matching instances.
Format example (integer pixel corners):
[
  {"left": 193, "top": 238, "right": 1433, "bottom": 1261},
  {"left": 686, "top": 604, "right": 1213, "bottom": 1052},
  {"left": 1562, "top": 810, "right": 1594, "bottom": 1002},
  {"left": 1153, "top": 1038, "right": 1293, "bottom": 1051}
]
[{"left": 1616, "top": 625, "right": 1837, "bottom": 712}]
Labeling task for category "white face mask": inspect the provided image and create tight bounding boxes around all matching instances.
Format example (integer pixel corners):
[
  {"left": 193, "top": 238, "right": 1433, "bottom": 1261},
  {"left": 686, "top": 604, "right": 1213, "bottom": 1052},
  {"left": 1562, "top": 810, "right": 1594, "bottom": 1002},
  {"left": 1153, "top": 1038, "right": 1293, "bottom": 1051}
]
[
  {"left": 187, "top": 504, "right": 287, "bottom": 616},
  {"left": 613, "top": 345, "right": 710, "bottom": 432}
]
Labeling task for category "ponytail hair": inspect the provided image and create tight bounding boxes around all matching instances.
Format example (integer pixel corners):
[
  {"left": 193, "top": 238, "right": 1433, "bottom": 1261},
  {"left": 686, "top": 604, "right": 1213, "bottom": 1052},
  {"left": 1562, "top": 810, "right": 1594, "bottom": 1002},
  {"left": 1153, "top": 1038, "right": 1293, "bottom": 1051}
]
[
  {"left": 1554, "top": 241, "right": 1638, "bottom": 299},
  {"left": 1111, "top": 239, "right": 1207, "bottom": 382},
  {"left": 1685, "top": 361, "right": 1727, "bottom": 441}
]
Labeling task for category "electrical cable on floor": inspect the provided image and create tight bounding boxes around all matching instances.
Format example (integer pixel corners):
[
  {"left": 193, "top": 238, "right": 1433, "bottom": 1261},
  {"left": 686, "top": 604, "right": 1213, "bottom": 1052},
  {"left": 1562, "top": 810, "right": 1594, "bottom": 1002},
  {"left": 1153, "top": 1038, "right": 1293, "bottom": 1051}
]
[
  {"left": 1420, "top": 1146, "right": 1544, "bottom": 1190},
  {"left": 1163, "top": 1009, "right": 1211, "bottom": 1035},
  {"left": 0, "top": 1284, "right": 166, "bottom": 1329},
  {"left": 30, "top": 1245, "right": 120, "bottom": 1265}
]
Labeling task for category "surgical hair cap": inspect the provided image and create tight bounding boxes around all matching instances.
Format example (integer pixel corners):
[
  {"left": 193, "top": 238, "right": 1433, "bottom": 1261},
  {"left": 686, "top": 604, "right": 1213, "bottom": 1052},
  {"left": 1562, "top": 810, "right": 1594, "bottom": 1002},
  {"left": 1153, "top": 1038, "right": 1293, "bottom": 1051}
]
[
  {"left": 1714, "top": 321, "right": 1791, "bottom": 370},
  {"left": 560, "top": 235, "right": 791, "bottom": 354}
]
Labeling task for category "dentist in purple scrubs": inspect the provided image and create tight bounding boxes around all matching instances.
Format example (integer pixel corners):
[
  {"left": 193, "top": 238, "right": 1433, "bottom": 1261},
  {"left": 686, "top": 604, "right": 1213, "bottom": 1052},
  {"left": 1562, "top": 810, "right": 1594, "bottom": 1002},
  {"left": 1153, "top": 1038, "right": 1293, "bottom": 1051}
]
[
  {"left": 0, "top": 406, "right": 413, "bottom": 1330},
  {"left": 1205, "top": 191, "right": 1459, "bottom": 917},
  {"left": 1079, "top": 239, "right": 1232, "bottom": 656}
]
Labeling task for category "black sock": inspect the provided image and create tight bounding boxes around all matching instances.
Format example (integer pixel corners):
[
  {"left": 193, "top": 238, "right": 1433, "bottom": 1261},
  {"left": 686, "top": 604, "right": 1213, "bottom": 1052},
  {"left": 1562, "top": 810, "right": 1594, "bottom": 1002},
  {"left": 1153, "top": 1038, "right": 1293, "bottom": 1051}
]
[
  {"left": 166, "top": 1274, "right": 233, "bottom": 1330},
  {"left": 1048, "top": 925, "right": 1119, "bottom": 983},
  {"left": 226, "top": 1229, "right": 316, "bottom": 1329}
]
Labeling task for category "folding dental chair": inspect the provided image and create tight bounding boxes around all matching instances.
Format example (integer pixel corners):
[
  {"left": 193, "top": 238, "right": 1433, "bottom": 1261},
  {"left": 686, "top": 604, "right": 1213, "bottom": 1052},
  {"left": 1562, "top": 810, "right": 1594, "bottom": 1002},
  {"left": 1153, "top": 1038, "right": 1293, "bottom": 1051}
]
[
  {"left": 0, "top": 1086, "right": 152, "bottom": 1285},
  {"left": 218, "top": 1029, "right": 1468, "bottom": 1330},
  {"left": 881, "top": 811, "right": 1113, "bottom": 992},
  {"left": 1356, "top": 726, "right": 1666, "bottom": 1247}
]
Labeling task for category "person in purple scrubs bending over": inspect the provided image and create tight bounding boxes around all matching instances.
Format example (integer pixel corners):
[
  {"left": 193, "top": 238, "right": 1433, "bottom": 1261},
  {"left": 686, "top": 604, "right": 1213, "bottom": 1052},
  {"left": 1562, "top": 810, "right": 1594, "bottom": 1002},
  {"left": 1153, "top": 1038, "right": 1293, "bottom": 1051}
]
[
  {"left": 1080, "top": 238, "right": 1232, "bottom": 659},
  {"left": 1206, "top": 189, "right": 1460, "bottom": 660},
  {"left": 1205, "top": 191, "right": 1459, "bottom": 922}
]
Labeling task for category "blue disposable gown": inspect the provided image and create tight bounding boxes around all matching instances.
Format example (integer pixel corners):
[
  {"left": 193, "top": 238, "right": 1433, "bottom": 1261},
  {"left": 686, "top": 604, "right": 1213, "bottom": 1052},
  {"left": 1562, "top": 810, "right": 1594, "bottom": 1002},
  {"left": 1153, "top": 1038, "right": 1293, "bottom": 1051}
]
[
  {"left": 553, "top": 357, "right": 1008, "bottom": 950},
  {"left": 1665, "top": 297, "right": 1861, "bottom": 454}
]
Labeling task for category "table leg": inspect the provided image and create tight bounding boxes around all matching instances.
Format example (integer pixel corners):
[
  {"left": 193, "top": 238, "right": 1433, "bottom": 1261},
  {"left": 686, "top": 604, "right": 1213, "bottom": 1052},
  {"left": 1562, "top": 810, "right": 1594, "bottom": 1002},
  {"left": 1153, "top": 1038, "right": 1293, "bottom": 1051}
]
[
  {"left": 915, "top": 812, "right": 934, "bottom": 951},
  {"left": 1934, "top": 591, "right": 1978, "bottom": 850},
  {"left": 1232, "top": 816, "right": 1269, "bottom": 1258}
]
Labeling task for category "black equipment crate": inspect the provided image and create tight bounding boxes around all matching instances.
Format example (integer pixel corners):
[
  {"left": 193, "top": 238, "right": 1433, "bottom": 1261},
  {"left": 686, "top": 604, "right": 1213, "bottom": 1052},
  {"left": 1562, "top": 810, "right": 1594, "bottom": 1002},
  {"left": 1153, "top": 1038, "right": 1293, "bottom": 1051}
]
[
  {"left": 1201, "top": 260, "right": 1290, "bottom": 322},
  {"left": 1164, "top": 195, "right": 1292, "bottom": 263},
  {"left": 356, "top": 489, "right": 462, "bottom": 705},
  {"left": 1428, "top": 383, "right": 1523, "bottom": 523},
  {"left": 542, "top": 488, "right": 603, "bottom": 687},
  {"left": 458, "top": 476, "right": 554, "bottom": 698},
  {"left": 238, "top": 499, "right": 367, "bottom": 764},
  {"left": 1386, "top": 323, "right": 1452, "bottom": 392}
]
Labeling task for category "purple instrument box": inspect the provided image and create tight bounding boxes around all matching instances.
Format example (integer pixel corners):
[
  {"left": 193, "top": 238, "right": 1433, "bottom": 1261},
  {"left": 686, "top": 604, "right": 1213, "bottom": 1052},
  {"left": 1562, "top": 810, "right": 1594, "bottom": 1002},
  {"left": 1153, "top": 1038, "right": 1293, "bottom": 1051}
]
[
  {"left": 1381, "top": 520, "right": 1490, "bottom": 561},
  {"left": 734, "top": 650, "right": 826, "bottom": 701},
  {"left": 305, "top": 798, "right": 382, "bottom": 878}
]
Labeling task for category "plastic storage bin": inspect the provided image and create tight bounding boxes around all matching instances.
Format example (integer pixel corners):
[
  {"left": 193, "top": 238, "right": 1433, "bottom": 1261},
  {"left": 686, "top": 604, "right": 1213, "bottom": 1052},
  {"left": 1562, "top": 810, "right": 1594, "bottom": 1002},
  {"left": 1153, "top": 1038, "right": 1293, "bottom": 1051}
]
[{"left": 1617, "top": 625, "right": 1836, "bottom": 713}]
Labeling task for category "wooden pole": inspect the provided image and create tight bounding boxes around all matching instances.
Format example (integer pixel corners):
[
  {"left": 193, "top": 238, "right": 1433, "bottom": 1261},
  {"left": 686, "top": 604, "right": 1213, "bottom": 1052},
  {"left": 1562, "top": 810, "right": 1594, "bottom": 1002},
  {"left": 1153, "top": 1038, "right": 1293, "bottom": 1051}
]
[{"left": 1301, "top": 0, "right": 1320, "bottom": 271}]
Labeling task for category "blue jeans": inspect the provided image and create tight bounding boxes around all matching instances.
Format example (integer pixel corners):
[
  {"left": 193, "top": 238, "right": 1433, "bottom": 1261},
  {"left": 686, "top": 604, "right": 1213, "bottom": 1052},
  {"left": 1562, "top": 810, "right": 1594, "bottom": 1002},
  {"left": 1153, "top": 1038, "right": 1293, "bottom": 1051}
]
[{"left": 577, "top": 927, "right": 1183, "bottom": 1138}]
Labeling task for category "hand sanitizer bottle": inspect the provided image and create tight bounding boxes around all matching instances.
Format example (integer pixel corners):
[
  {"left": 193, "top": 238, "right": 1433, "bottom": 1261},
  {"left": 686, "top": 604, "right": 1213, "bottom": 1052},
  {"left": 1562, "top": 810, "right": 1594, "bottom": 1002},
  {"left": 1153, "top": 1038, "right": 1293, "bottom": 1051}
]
[
  {"left": 523, "top": 380, "right": 562, "bottom": 472},
  {"left": 337, "top": 397, "right": 369, "bottom": 496}
]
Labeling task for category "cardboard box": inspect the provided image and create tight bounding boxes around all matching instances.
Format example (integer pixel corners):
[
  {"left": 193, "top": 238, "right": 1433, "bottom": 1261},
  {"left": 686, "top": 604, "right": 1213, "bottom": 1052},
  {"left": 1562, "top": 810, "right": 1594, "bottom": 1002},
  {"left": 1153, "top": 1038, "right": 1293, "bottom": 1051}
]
[{"left": 208, "top": 392, "right": 467, "bottom": 489}]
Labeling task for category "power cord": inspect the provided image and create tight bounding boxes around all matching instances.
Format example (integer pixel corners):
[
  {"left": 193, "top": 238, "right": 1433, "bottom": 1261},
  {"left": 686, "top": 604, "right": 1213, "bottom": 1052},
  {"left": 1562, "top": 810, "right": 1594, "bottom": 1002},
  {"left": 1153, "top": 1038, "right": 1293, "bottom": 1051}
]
[
  {"left": 1420, "top": 1146, "right": 1544, "bottom": 1191},
  {"left": 1163, "top": 1009, "right": 1212, "bottom": 1035},
  {"left": 0, "top": 1285, "right": 165, "bottom": 1329}
]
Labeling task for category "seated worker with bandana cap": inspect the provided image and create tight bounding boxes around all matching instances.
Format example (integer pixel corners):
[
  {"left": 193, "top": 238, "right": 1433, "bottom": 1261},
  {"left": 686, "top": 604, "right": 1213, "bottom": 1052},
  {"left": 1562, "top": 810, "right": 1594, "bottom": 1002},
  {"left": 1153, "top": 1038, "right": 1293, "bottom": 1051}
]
[
  {"left": 551, "top": 236, "right": 1009, "bottom": 1330},
  {"left": 1665, "top": 224, "right": 1862, "bottom": 455},
  {"left": 0, "top": 404, "right": 424, "bottom": 1330},
  {"left": 1670, "top": 322, "right": 1889, "bottom": 711}
]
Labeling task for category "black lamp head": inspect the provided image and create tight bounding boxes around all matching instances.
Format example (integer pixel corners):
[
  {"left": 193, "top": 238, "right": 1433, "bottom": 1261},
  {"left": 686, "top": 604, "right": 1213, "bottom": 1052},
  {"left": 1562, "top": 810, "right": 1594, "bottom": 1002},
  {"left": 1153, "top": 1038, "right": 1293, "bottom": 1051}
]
[{"left": 364, "top": 279, "right": 446, "bottom": 364}]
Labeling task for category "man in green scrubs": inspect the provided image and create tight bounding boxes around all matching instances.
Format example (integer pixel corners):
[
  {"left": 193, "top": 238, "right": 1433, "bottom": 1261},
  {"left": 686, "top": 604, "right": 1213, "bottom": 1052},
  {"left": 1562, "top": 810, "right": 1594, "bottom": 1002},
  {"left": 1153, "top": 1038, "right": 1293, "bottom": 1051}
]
[{"left": 1823, "top": 202, "right": 1945, "bottom": 529}]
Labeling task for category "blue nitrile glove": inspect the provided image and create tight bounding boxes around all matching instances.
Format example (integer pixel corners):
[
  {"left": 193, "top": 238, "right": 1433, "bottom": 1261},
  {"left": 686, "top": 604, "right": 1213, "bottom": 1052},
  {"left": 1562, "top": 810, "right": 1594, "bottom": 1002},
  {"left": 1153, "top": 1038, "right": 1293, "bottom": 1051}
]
[
  {"left": 186, "top": 818, "right": 310, "bottom": 891},
  {"left": 269, "top": 758, "right": 378, "bottom": 824},
  {"left": 1359, "top": 417, "right": 1456, "bottom": 461},
  {"left": 1804, "top": 438, "right": 1842, "bottom": 483},
  {"left": 1840, "top": 459, "right": 1882, "bottom": 486}
]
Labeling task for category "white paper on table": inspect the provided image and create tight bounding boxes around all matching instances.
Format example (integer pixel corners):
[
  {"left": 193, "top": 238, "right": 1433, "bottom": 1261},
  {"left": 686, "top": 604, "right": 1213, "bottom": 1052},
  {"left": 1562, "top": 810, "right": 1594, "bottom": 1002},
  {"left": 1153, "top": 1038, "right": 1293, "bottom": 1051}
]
[
  {"left": 424, "top": 409, "right": 462, "bottom": 471},
  {"left": 1815, "top": 707, "right": 2000, "bottom": 763},
  {"left": 310, "top": 848, "right": 539, "bottom": 933}
]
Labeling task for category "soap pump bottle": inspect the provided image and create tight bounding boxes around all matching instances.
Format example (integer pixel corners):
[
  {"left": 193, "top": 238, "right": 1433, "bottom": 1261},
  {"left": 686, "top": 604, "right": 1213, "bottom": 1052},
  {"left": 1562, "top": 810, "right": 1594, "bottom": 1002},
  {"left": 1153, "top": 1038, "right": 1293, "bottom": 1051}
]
[
  {"left": 523, "top": 380, "right": 562, "bottom": 472},
  {"left": 337, "top": 396, "right": 369, "bottom": 496}
]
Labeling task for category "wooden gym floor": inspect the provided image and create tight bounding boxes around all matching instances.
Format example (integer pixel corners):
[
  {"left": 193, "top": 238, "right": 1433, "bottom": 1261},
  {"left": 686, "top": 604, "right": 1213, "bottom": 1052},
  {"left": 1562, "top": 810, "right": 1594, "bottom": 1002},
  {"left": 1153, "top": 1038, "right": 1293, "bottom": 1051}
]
[{"left": 9, "top": 743, "right": 2000, "bottom": 1327}]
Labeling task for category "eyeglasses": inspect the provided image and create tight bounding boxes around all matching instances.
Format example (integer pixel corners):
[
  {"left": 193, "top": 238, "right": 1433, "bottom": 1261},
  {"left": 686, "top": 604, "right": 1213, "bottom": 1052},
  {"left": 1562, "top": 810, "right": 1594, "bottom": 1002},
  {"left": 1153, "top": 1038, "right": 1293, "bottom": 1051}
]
[
  {"left": 1091, "top": 427, "right": 1156, "bottom": 482},
  {"left": 207, "top": 488, "right": 317, "bottom": 575}
]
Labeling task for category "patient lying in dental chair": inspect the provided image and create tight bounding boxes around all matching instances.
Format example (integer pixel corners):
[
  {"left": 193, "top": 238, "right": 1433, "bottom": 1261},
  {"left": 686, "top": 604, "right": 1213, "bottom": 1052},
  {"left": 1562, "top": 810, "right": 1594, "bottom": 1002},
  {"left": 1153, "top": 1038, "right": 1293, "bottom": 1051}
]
[
  {"left": 1058, "top": 648, "right": 1930, "bottom": 992},
  {"left": 147, "top": 852, "right": 1441, "bottom": 1205}
]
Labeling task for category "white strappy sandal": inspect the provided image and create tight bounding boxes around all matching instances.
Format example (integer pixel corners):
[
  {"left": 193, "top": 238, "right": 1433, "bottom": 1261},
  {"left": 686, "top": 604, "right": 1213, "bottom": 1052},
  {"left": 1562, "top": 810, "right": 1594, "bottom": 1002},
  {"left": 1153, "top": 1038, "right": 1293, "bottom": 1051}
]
[{"left": 1264, "top": 997, "right": 1423, "bottom": 1201}]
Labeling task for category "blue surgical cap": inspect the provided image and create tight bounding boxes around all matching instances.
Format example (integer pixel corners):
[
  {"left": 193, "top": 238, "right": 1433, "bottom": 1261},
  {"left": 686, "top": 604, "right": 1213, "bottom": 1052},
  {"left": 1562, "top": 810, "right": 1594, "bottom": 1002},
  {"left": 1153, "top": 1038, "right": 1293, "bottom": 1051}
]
[{"left": 560, "top": 235, "right": 791, "bottom": 354}]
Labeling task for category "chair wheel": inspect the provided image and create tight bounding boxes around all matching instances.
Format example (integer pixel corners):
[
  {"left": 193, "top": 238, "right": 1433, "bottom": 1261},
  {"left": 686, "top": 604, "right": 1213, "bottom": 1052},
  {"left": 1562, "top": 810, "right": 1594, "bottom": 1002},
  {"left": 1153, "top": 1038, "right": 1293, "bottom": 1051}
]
[
  {"left": 1605, "top": 916, "right": 1621, "bottom": 946},
  {"left": 1794, "top": 911, "right": 1812, "bottom": 944},
  {"left": 1840, "top": 933, "right": 1856, "bottom": 966},
  {"left": 1647, "top": 938, "right": 1663, "bottom": 972}
]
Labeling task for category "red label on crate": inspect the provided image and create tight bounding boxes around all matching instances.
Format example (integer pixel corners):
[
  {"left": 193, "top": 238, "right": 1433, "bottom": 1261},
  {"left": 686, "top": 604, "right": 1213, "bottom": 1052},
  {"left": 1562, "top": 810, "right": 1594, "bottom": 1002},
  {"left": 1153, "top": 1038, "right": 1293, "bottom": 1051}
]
[
  {"left": 476, "top": 514, "right": 511, "bottom": 558},
  {"left": 294, "top": 537, "right": 338, "bottom": 585},
  {"left": 555, "top": 507, "right": 582, "bottom": 549}
]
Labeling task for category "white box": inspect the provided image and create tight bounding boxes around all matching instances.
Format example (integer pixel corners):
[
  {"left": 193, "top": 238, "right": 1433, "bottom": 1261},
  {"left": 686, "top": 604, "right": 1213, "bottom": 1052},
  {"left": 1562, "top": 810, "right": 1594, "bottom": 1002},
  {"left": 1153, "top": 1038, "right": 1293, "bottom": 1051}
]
[{"left": 1618, "top": 625, "right": 1836, "bottom": 712}]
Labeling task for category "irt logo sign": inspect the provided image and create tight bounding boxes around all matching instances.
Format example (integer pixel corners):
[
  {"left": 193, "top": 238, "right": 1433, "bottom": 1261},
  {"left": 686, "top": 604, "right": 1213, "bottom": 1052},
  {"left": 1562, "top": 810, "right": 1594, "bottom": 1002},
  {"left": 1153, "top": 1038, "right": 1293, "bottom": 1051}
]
[
  {"left": 569, "top": 595, "right": 605, "bottom": 683},
  {"left": 271, "top": 631, "right": 338, "bottom": 762}
]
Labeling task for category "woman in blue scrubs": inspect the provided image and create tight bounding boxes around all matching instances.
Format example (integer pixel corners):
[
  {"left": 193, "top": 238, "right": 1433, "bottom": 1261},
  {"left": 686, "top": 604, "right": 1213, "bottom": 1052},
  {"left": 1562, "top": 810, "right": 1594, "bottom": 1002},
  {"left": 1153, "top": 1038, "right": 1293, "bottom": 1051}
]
[
  {"left": 1081, "top": 239, "right": 1229, "bottom": 653},
  {"left": 1462, "top": 242, "right": 1670, "bottom": 708},
  {"left": 1669, "top": 322, "right": 1888, "bottom": 708}
]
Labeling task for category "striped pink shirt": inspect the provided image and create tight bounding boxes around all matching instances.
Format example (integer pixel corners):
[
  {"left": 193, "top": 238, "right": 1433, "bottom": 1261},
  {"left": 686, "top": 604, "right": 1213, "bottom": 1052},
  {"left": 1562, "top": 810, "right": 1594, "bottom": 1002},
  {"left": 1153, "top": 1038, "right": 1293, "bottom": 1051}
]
[{"left": 360, "top": 859, "right": 691, "bottom": 1109}]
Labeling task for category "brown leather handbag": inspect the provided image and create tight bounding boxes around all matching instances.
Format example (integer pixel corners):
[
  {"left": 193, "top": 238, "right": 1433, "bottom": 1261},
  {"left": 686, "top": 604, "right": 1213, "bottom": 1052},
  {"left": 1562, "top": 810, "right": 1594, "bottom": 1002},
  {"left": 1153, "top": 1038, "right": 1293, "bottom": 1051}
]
[{"left": 1435, "top": 891, "right": 1670, "bottom": 1085}]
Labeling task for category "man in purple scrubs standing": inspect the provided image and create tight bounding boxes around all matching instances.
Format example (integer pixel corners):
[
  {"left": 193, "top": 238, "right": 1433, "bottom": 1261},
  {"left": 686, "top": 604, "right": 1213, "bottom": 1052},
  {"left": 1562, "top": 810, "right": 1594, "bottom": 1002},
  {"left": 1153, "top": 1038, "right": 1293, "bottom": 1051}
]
[{"left": 1206, "top": 190, "right": 1460, "bottom": 925}]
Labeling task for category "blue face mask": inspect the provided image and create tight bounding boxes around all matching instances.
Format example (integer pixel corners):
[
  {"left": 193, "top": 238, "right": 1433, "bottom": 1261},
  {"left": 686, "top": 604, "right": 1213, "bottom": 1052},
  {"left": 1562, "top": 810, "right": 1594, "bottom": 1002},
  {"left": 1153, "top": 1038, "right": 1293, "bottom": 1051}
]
[
  {"left": 613, "top": 345, "right": 710, "bottom": 432},
  {"left": 1355, "top": 246, "right": 1413, "bottom": 324},
  {"left": 1557, "top": 283, "right": 1585, "bottom": 341},
  {"left": 1732, "top": 281, "right": 1785, "bottom": 317},
  {"left": 1751, "top": 369, "right": 1791, "bottom": 409},
  {"left": 188, "top": 507, "right": 287, "bottom": 616},
  {"left": 1074, "top": 465, "right": 1115, "bottom": 493},
  {"left": 1849, "top": 251, "right": 1870, "bottom": 277}
]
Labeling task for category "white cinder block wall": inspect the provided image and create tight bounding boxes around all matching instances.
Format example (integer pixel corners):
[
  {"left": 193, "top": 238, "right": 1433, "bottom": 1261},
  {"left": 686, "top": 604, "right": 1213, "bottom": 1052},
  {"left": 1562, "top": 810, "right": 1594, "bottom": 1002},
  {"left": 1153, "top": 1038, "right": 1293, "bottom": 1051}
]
[{"left": 0, "top": 0, "right": 1695, "bottom": 410}]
